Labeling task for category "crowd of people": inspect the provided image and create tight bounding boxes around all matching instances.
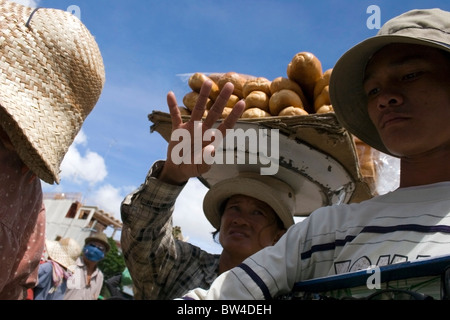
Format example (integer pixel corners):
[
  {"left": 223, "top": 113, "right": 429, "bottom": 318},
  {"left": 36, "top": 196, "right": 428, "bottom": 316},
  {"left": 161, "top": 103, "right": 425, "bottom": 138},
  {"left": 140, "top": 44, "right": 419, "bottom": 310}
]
[{"left": 1, "top": 0, "right": 450, "bottom": 301}]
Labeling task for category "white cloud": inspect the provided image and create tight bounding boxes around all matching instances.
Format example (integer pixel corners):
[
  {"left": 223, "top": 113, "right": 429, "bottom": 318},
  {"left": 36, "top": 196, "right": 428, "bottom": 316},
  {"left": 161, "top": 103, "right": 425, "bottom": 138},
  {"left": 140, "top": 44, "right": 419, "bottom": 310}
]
[
  {"left": 85, "top": 184, "right": 124, "bottom": 220},
  {"left": 173, "top": 178, "right": 222, "bottom": 253},
  {"left": 59, "top": 130, "right": 108, "bottom": 186}
]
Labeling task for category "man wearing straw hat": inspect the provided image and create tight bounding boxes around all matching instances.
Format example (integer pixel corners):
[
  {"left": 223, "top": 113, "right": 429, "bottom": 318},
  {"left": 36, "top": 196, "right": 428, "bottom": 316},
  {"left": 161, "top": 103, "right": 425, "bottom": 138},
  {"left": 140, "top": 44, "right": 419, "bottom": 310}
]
[
  {"left": 64, "top": 232, "right": 110, "bottom": 300},
  {"left": 180, "top": 8, "right": 450, "bottom": 300},
  {"left": 121, "top": 82, "right": 296, "bottom": 300},
  {"left": 0, "top": 0, "right": 105, "bottom": 299}
]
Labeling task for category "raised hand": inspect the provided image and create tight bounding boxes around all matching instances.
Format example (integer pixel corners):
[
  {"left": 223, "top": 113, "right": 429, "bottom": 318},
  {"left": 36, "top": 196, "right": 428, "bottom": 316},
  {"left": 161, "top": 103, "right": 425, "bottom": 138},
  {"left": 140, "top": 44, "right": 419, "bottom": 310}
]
[{"left": 159, "top": 80, "right": 245, "bottom": 185}]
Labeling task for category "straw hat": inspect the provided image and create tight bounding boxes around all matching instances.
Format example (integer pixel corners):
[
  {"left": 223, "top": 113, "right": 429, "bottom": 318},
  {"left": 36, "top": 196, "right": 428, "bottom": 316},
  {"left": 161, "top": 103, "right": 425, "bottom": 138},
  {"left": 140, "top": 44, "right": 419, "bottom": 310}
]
[
  {"left": 203, "top": 172, "right": 295, "bottom": 229},
  {"left": 45, "top": 238, "right": 81, "bottom": 273},
  {"left": 85, "top": 232, "right": 110, "bottom": 253},
  {"left": 0, "top": 0, "right": 105, "bottom": 184},
  {"left": 330, "top": 8, "right": 450, "bottom": 156}
]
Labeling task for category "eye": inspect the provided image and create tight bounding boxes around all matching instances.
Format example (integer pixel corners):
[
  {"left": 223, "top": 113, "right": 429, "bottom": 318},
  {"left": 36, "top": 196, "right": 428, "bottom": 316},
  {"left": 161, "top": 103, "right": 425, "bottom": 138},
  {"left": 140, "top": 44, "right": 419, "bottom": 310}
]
[
  {"left": 365, "top": 86, "right": 380, "bottom": 97},
  {"left": 402, "top": 71, "right": 423, "bottom": 81},
  {"left": 226, "top": 205, "right": 240, "bottom": 212},
  {"left": 251, "top": 210, "right": 265, "bottom": 217}
]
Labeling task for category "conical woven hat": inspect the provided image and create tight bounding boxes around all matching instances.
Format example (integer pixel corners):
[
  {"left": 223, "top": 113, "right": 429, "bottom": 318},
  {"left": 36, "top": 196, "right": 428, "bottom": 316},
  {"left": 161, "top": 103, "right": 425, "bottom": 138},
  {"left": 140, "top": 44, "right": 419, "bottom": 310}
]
[
  {"left": 45, "top": 238, "right": 81, "bottom": 273},
  {"left": 0, "top": 0, "right": 105, "bottom": 184}
]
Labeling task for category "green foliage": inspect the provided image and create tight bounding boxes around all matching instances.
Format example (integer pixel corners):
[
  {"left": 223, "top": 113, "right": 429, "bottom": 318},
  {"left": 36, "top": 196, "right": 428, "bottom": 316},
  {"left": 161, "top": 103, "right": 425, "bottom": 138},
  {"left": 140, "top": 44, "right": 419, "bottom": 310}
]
[{"left": 98, "top": 236, "right": 126, "bottom": 280}]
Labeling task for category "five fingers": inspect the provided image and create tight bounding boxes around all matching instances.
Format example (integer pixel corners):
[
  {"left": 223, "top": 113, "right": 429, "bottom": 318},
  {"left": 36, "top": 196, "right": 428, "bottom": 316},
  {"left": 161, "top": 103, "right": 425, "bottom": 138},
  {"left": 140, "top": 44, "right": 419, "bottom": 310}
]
[{"left": 166, "top": 79, "right": 245, "bottom": 136}]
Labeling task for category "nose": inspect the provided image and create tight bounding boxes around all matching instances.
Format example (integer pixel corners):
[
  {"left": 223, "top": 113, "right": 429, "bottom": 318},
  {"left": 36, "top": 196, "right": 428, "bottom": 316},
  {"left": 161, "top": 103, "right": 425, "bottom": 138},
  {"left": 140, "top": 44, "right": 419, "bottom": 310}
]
[
  {"left": 231, "top": 214, "right": 249, "bottom": 226},
  {"left": 376, "top": 89, "right": 403, "bottom": 111}
]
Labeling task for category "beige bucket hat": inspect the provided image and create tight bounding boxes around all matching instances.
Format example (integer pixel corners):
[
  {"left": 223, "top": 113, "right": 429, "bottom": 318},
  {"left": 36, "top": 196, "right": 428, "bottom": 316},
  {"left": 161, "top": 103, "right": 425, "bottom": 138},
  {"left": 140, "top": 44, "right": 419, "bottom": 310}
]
[
  {"left": 85, "top": 232, "right": 110, "bottom": 253},
  {"left": 45, "top": 238, "right": 81, "bottom": 273},
  {"left": 0, "top": 0, "right": 105, "bottom": 184},
  {"left": 330, "top": 8, "right": 450, "bottom": 156},
  {"left": 203, "top": 172, "right": 296, "bottom": 229}
]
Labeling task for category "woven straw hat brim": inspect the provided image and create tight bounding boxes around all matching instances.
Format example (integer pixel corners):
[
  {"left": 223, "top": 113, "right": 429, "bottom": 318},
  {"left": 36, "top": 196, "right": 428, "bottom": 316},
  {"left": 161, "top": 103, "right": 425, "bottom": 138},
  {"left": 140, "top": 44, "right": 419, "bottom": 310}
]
[
  {"left": 45, "top": 239, "right": 81, "bottom": 273},
  {"left": 0, "top": 1, "right": 105, "bottom": 184},
  {"left": 330, "top": 8, "right": 450, "bottom": 156},
  {"left": 203, "top": 173, "right": 295, "bottom": 229}
]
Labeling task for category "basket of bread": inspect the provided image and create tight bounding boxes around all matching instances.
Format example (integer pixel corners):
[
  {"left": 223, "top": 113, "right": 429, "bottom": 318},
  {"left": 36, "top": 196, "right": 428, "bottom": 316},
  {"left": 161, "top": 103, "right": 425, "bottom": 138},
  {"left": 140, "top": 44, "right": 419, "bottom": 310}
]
[{"left": 149, "top": 51, "right": 384, "bottom": 214}]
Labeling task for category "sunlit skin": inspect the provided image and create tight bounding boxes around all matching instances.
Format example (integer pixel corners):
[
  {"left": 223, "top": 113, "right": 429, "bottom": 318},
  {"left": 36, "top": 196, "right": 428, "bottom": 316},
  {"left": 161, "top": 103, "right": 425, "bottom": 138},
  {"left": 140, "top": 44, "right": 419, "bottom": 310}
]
[
  {"left": 217, "top": 195, "right": 286, "bottom": 274},
  {"left": 364, "top": 43, "right": 450, "bottom": 188}
]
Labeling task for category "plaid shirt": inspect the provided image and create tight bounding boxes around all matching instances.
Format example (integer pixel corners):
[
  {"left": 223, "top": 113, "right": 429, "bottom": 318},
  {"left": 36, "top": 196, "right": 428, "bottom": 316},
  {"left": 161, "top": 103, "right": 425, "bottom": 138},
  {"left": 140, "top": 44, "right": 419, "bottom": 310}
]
[{"left": 121, "top": 161, "right": 220, "bottom": 300}]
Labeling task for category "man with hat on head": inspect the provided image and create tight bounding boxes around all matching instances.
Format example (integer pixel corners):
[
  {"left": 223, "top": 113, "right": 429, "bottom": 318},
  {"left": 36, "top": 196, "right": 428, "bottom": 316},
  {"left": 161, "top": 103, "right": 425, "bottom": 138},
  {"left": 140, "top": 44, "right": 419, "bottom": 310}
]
[
  {"left": 64, "top": 232, "right": 110, "bottom": 300},
  {"left": 121, "top": 81, "right": 300, "bottom": 300},
  {"left": 34, "top": 238, "right": 81, "bottom": 300},
  {"left": 0, "top": 0, "right": 105, "bottom": 299},
  {"left": 179, "top": 8, "right": 450, "bottom": 300}
]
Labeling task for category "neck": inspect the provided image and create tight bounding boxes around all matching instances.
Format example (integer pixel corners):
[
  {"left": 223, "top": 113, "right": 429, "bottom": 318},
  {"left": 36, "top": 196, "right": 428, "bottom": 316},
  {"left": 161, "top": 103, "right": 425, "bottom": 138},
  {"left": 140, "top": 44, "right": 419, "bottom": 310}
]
[
  {"left": 399, "top": 148, "right": 450, "bottom": 188},
  {"left": 218, "top": 250, "right": 246, "bottom": 275},
  {"left": 83, "top": 256, "right": 98, "bottom": 274}
]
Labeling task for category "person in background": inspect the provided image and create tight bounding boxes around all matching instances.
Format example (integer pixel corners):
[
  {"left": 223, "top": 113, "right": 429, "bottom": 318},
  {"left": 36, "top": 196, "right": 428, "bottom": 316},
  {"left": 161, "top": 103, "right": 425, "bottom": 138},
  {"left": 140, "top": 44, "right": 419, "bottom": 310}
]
[
  {"left": 34, "top": 238, "right": 81, "bottom": 300},
  {"left": 0, "top": 0, "right": 105, "bottom": 300},
  {"left": 101, "top": 268, "right": 134, "bottom": 300},
  {"left": 181, "top": 8, "right": 450, "bottom": 300},
  {"left": 121, "top": 81, "right": 301, "bottom": 299},
  {"left": 64, "top": 233, "right": 110, "bottom": 300}
]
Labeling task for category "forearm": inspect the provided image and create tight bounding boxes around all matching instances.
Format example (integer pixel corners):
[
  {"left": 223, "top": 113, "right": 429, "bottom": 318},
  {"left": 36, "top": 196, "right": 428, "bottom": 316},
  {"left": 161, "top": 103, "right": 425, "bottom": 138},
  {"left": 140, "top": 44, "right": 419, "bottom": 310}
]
[{"left": 120, "top": 160, "right": 187, "bottom": 297}]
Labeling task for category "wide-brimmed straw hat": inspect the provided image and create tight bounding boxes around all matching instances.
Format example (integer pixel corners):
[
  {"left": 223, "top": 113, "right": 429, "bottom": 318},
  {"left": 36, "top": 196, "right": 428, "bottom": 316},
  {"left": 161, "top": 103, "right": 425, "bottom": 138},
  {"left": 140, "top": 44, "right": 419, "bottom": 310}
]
[
  {"left": 330, "top": 8, "right": 450, "bottom": 156},
  {"left": 0, "top": 0, "right": 105, "bottom": 184},
  {"left": 45, "top": 238, "right": 81, "bottom": 273},
  {"left": 203, "top": 172, "right": 295, "bottom": 229},
  {"left": 85, "top": 232, "right": 110, "bottom": 253}
]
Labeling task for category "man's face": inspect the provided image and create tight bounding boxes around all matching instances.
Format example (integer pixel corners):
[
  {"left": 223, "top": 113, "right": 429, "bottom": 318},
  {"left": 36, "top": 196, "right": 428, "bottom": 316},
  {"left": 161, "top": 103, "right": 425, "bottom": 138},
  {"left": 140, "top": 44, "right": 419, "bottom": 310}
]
[
  {"left": 364, "top": 43, "right": 450, "bottom": 158},
  {"left": 219, "top": 195, "right": 285, "bottom": 260}
]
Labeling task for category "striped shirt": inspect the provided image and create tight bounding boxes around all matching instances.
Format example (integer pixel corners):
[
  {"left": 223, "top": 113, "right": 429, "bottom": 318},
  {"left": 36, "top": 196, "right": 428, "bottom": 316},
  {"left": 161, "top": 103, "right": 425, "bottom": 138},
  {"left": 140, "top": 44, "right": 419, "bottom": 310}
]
[
  {"left": 183, "top": 181, "right": 450, "bottom": 299},
  {"left": 120, "top": 161, "right": 220, "bottom": 300}
]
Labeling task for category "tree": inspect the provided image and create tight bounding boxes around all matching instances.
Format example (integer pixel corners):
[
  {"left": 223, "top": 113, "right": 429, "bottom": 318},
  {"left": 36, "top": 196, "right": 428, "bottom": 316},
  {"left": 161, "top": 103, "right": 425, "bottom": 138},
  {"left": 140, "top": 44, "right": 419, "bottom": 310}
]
[{"left": 98, "top": 236, "right": 126, "bottom": 280}]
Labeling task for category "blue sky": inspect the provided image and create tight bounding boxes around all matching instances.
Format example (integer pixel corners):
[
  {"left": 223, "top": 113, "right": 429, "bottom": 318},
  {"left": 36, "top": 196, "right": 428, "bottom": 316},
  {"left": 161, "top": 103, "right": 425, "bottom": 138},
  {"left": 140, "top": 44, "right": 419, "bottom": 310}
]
[{"left": 15, "top": 0, "right": 450, "bottom": 253}]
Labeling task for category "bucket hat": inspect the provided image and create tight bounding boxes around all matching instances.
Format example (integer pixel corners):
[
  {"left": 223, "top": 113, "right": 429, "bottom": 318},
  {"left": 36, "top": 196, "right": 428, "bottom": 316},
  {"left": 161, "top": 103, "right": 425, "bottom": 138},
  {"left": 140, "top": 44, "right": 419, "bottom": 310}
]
[
  {"left": 0, "top": 0, "right": 105, "bottom": 184},
  {"left": 45, "top": 238, "right": 81, "bottom": 273},
  {"left": 85, "top": 232, "right": 110, "bottom": 253},
  {"left": 330, "top": 8, "right": 450, "bottom": 156},
  {"left": 203, "top": 172, "right": 295, "bottom": 229}
]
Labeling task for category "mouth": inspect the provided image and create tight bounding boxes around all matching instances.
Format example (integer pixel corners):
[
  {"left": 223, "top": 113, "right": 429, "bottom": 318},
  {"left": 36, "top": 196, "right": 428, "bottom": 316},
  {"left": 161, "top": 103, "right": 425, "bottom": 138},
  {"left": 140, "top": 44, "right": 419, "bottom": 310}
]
[
  {"left": 381, "top": 113, "right": 409, "bottom": 129},
  {"left": 228, "top": 230, "right": 248, "bottom": 238}
]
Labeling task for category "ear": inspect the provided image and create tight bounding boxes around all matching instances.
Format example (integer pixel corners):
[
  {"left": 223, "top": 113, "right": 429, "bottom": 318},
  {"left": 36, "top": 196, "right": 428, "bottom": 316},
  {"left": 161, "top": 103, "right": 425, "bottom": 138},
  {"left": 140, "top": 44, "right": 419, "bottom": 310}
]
[{"left": 272, "top": 229, "right": 287, "bottom": 245}]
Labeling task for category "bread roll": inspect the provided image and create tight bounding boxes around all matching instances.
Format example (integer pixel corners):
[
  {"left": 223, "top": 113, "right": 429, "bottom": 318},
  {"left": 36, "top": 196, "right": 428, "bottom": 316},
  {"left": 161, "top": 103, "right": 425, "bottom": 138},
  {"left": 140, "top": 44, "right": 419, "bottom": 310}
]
[
  {"left": 225, "top": 94, "right": 240, "bottom": 109},
  {"left": 220, "top": 107, "right": 233, "bottom": 119},
  {"left": 245, "top": 90, "right": 270, "bottom": 112},
  {"left": 183, "top": 91, "right": 213, "bottom": 111},
  {"left": 189, "top": 72, "right": 220, "bottom": 100},
  {"left": 278, "top": 106, "right": 309, "bottom": 117},
  {"left": 269, "top": 89, "right": 304, "bottom": 116},
  {"left": 217, "top": 72, "right": 247, "bottom": 98},
  {"left": 287, "top": 52, "right": 323, "bottom": 104},
  {"left": 242, "top": 77, "right": 271, "bottom": 97},
  {"left": 314, "top": 85, "right": 331, "bottom": 112},
  {"left": 316, "top": 105, "right": 334, "bottom": 114},
  {"left": 270, "top": 77, "right": 311, "bottom": 113},
  {"left": 241, "top": 108, "right": 271, "bottom": 118},
  {"left": 313, "top": 69, "right": 332, "bottom": 100},
  {"left": 178, "top": 106, "right": 191, "bottom": 116}
]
